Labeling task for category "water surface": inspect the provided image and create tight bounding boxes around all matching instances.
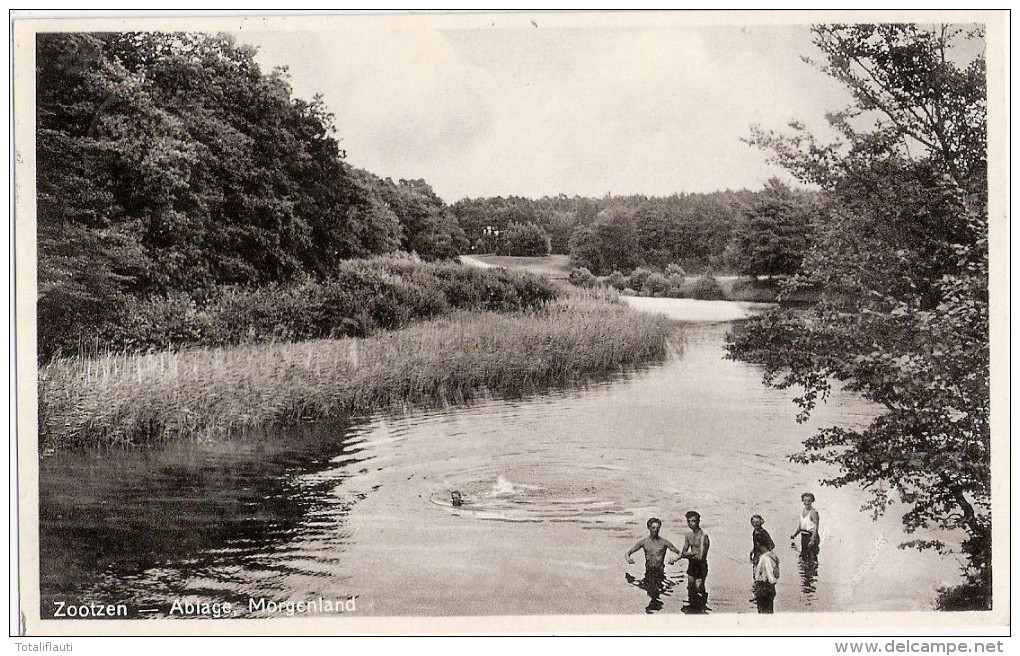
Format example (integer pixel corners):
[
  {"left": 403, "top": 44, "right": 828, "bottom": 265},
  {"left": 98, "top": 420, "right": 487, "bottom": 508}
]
[{"left": 39, "top": 298, "right": 961, "bottom": 617}]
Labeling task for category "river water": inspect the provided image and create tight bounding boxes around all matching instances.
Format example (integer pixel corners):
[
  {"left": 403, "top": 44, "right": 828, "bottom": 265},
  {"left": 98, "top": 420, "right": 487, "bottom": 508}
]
[{"left": 39, "top": 298, "right": 961, "bottom": 618}]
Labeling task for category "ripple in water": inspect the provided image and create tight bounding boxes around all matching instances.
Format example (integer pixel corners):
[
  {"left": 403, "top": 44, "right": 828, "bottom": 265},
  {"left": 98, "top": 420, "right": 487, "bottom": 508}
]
[{"left": 430, "top": 475, "right": 631, "bottom": 525}]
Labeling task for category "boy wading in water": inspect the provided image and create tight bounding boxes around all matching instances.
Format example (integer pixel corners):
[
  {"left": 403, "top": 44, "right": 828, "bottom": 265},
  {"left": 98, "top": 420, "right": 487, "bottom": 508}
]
[
  {"left": 680, "top": 510, "right": 710, "bottom": 613},
  {"left": 750, "top": 514, "right": 779, "bottom": 614},
  {"left": 625, "top": 518, "right": 681, "bottom": 613},
  {"left": 626, "top": 517, "right": 682, "bottom": 577},
  {"left": 791, "top": 492, "right": 820, "bottom": 561}
]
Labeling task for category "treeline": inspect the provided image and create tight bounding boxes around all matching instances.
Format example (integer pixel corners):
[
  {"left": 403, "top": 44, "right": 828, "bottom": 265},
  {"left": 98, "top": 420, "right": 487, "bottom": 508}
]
[
  {"left": 37, "top": 32, "right": 467, "bottom": 359},
  {"left": 451, "top": 181, "right": 821, "bottom": 278}
]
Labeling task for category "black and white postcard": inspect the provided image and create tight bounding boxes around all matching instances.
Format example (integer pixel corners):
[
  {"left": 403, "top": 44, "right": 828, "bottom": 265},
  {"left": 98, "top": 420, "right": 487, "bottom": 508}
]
[{"left": 12, "top": 9, "right": 1010, "bottom": 637}]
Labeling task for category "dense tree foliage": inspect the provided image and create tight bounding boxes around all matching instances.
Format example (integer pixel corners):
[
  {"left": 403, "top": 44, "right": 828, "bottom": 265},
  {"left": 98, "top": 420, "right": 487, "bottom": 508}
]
[
  {"left": 452, "top": 188, "right": 806, "bottom": 275},
  {"left": 496, "top": 222, "right": 551, "bottom": 257},
  {"left": 727, "top": 24, "right": 990, "bottom": 608},
  {"left": 567, "top": 205, "right": 642, "bottom": 275},
  {"left": 354, "top": 172, "right": 467, "bottom": 261},
  {"left": 729, "top": 178, "right": 818, "bottom": 279},
  {"left": 36, "top": 32, "right": 464, "bottom": 358}
]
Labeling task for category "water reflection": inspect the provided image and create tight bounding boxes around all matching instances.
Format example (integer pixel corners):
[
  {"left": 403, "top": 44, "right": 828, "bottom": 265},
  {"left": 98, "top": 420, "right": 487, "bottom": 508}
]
[
  {"left": 752, "top": 581, "right": 776, "bottom": 614},
  {"left": 625, "top": 568, "right": 677, "bottom": 614},
  {"left": 681, "top": 583, "right": 710, "bottom": 614},
  {"left": 39, "top": 421, "right": 366, "bottom": 618},
  {"left": 798, "top": 552, "right": 820, "bottom": 599}
]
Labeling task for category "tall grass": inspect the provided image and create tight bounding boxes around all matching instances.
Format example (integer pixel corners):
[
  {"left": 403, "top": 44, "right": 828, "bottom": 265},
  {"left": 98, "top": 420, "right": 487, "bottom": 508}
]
[{"left": 39, "top": 289, "right": 675, "bottom": 450}]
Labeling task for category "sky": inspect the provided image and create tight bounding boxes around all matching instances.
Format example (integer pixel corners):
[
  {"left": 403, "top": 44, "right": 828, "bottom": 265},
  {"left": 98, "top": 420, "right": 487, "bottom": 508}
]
[{"left": 235, "top": 18, "right": 855, "bottom": 203}]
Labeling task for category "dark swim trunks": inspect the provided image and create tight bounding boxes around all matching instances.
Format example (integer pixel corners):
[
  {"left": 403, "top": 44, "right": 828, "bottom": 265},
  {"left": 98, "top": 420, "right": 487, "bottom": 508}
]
[{"left": 687, "top": 558, "right": 708, "bottom": 579}]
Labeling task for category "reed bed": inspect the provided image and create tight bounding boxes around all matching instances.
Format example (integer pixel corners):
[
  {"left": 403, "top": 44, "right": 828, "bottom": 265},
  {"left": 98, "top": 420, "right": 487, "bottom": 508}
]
[{"left": 39, "top": 289, "right": 676, "bottom": 450}]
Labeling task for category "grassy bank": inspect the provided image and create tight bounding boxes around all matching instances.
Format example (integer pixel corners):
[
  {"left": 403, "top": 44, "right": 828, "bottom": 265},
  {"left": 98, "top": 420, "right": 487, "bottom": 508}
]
[
  {"left": 39, "top": 289, "right": 675, "bottom": 450},
  {"left": 465, "top": 254, "right": 573, "bottom": 279}
]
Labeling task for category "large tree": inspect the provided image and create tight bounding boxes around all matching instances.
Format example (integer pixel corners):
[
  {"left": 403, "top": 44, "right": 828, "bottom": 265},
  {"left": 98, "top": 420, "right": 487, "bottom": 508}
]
[
  {"left": 729, "top": 178, "right": 817, "bottom": 279},
  {"left": 367, "top": 176, "right": 467, "bottom": 261},
  {"left": 568, "top": 204, "right": 642, "bottom": 275},
  {"left": 728, "top": 24, "right": 990, "bottom": 609}
]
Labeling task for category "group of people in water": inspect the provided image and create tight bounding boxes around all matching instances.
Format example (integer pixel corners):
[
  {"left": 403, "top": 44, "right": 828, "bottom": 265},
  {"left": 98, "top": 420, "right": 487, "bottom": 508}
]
[{"left": 625, "top": 492, "right": 820, "bottom": 614}]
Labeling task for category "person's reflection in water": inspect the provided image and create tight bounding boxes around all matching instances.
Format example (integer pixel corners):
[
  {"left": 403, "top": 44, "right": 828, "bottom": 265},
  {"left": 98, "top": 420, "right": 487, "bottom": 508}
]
[
  {"left": 798, "top": 551, "right": 819, "bottom": 597},
  {"left": 681, "top": 583, "right": 711, "bottom": 614},
  {"left": 625, "top": 567, "right": 676, "bottom": 613}
]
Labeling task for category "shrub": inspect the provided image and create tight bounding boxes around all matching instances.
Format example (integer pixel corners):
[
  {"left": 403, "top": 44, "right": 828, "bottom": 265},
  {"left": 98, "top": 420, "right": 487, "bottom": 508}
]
[
  {"left": 605, "top": 270, "right": 627, "bottom": 291},
  {"left": 568, "top": 267, "right": 597, "bottom": 288},
  {"left": 664, "top": 263, "right": 687, "bottom": 279},
  {"left": 688, "top": 274, "right": 727, "bottom": 300},
  {"left": 106, "top": 292, "right": 217, "bottom": 351},
  {"left": 641, "top": 272, "right": 673, "bottom": 297},
  {"left": 727, "top": 278, "right": 779, "bottom": 303},
  {"left": 497, "top": 222, "right": 551, "bottom": 257},
  {"left": 628, "top": 267, "right": 652, "bottom": 290},
  {"left": 64, "top": 258, "right": 558, "bottom": 356}
]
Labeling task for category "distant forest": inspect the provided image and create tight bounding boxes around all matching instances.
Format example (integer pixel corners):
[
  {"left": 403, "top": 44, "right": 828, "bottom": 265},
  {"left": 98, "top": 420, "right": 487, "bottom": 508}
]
[
  {"left": 452, "top": 181, "right": 820, "bottom": 277},
  {"left": 37, "top": 31, "right": 816, "bottom": 357}
]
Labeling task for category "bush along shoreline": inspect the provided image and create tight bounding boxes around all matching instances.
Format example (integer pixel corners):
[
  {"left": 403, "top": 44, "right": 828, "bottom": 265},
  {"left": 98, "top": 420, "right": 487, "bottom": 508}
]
[
  {"left": 567, "top": 265, "right": 821, "bottom": 304},
  {"left": 39, "top": 289, "right": 676, "bottom": 451},
  {"left": 45, "top": 256, "right": 559, "bottom": 360}
]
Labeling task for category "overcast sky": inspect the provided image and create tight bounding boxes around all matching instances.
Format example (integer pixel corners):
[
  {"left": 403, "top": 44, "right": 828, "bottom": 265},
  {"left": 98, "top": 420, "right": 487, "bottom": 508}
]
[{"left": 235, "top": 19, "right": 854, "bottom": 202}]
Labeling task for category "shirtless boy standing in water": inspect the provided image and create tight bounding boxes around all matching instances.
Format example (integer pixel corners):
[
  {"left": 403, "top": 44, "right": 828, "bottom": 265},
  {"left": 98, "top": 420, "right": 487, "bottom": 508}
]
[
  {"left": 681, "top": 510, "right": 710, "bottom": 612},
  {"left": 626, "top": 517, "right": 682, "bottom": 578},
  {"left": 625, "top": 518, "right": 681, "bottom": 613}
]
